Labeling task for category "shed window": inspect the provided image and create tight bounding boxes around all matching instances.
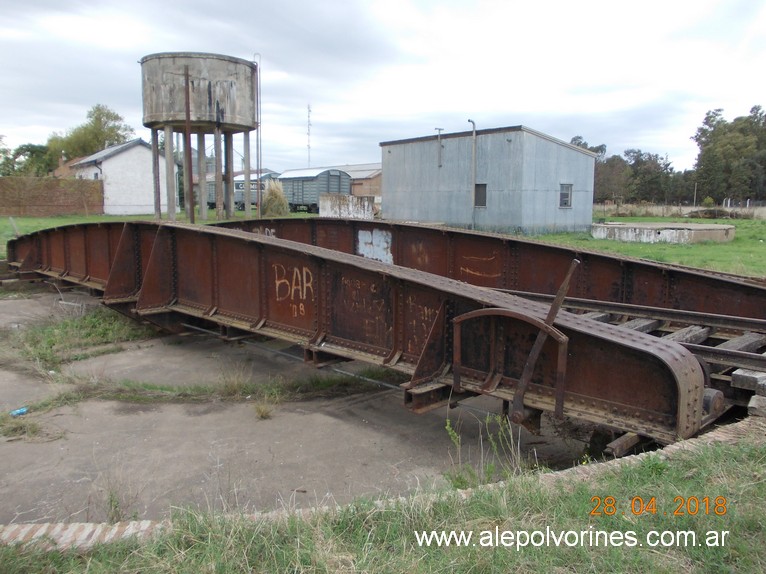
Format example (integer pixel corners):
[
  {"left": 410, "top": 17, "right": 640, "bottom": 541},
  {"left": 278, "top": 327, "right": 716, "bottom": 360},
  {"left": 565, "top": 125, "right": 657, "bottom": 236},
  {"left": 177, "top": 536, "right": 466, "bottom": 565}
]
[
  {"left": 93, "top": 172, "right": 99, "bottom": 180},
  {"left": 559, "top": 184, "right": 572, "bottom": 208},
  {"left": 474, "top": 183, "right": 487, "bottom": 208}
]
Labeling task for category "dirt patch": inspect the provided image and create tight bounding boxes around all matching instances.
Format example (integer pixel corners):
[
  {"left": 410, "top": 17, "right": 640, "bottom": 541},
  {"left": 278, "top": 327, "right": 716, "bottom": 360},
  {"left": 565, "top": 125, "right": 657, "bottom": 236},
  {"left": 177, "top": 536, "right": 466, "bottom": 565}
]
[
  {"left": 64, "top": 335, "right": 317, "bottom": 388},
  {"left": 0, "top": 289, "right": 98, "bottom": 330},
  {"left": 0, "top": 290, "right": 588, "bottom": 524}
]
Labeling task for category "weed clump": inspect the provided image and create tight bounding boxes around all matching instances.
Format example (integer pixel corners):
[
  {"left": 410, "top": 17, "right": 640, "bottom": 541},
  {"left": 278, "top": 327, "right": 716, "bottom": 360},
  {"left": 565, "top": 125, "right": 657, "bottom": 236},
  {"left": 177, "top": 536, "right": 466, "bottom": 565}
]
[
  {"left": 262, "top": 179, "right": 289, "bottom": 217},
  {"left": 11, "top": 305, "right": 155, "bottom": 370},
  {"left": 444, "top": 413, "right": 538, "bottom": 489},
  {"left": 0, "top": 414, "right": 41, "bottom": 438}
]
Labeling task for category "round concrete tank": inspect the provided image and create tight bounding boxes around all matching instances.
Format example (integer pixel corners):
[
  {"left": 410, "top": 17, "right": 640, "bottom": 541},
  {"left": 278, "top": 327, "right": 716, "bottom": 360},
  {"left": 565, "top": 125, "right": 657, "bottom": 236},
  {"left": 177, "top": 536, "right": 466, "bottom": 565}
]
[{"left": 140, "top": 52, "right": 257, "bottom": 132}]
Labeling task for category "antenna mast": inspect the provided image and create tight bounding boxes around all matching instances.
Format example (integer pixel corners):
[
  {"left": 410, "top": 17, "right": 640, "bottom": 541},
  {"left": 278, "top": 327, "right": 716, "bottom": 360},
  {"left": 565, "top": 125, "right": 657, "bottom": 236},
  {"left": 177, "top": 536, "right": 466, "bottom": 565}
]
[{"left": 307, "top": 103, "right": 312, "bottom": 167}]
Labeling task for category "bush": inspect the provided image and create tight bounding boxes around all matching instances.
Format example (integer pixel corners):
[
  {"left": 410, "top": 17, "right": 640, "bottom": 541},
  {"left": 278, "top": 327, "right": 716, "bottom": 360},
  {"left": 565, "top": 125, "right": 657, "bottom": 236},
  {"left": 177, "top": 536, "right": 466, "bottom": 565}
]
[
  {"left": 702, "top": 196, "right": 716, "bottom": 208},
  {"left": 262, "top": 180, "right": 289, "bottom": 217}
]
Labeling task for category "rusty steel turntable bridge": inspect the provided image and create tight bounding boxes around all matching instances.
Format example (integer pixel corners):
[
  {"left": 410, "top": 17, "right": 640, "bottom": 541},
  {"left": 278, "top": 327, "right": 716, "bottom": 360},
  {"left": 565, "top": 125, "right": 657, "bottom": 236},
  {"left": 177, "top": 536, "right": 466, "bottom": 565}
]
[{"left": 7, "top": 218, "right": 766, "bottom": 452}]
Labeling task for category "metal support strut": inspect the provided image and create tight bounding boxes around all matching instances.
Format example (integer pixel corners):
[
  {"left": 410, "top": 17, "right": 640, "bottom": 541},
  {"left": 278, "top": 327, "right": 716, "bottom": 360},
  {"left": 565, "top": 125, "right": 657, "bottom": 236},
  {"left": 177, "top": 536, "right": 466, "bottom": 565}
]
[{"left": 511, "top": 258, "right": 580, "bottom": 423}]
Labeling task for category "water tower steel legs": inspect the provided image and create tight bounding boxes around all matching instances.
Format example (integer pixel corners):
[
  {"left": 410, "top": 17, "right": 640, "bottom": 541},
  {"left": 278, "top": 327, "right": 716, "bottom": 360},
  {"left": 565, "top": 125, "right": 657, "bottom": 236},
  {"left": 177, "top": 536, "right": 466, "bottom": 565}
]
[
  {"left": 244, "top": 131, "right": 252, "bottom": 218},
  {"left": 151, "top": 128, "right": 161, "bottom": 220},
  {"left": 197, "top": 133, "right": 207, "bottom": 221},
  {"left": 224, "top": 132, "right": 234, "bottom": 218},
  {"left": 214, "top": 127, "right": 223, "bottom": 220},
  {"left": 183, "top": 65, "right": 195, "bottom": 224},
  {"left": 164, "top": 125, "right": 176, "bottom": 221}
]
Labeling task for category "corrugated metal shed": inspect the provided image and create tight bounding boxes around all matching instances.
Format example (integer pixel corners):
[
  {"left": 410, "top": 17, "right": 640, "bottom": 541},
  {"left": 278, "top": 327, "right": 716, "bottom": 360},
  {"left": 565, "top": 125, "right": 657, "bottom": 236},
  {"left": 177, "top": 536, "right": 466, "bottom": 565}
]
[
  {"left": 380, "top": 126, "right": 596, "bottom": 157},
  {"left": 380, "top": 125, "right": 596, "bottom": 234}
]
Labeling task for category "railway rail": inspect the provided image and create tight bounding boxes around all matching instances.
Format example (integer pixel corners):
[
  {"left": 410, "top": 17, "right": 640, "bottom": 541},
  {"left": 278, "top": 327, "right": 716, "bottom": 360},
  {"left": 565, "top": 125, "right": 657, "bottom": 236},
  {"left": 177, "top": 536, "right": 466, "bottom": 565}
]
[{"left": 6, "top": 218, "right": 766, "bottom": 452}]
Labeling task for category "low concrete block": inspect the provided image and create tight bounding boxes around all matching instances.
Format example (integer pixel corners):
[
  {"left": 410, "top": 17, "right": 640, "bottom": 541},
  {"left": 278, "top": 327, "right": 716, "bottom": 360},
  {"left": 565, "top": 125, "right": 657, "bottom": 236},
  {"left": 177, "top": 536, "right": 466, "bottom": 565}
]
[
  {"left": 732, "top": 368, "right": 766, "bottom": 392},
  {"left": 591, "top": 222, "right": 735, "bottom": 244},
  {"left": 747, "top": 395, "right": 766, "bottom": 418}
]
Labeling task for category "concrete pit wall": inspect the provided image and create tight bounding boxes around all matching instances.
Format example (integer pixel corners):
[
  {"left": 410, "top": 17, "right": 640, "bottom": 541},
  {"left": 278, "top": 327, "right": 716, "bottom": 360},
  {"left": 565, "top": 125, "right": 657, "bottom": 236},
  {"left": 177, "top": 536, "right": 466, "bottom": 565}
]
[
  {"left": 319, "top": 194, "right": 375, "bottom": 219},
  {"left": 592, "top": 222, "right": 735, "bottom": 244}
]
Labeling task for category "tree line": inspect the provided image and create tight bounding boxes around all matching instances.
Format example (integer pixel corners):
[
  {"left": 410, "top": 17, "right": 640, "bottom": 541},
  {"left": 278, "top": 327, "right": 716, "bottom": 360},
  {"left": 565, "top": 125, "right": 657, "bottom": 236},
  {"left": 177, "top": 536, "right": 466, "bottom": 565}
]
[
  {"left": 573, "top": 105, "right": 766, "bottom": 206},
  {"left": 0, "top": 104, "right": 134, "bottom": 177},
  {"left": 2, "top": 103, "right": 764, "bottom": 207}
]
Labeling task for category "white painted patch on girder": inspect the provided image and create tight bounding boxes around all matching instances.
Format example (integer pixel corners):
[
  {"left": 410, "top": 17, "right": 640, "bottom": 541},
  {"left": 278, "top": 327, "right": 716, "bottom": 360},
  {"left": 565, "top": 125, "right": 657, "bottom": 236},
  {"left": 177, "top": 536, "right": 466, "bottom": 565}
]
[{"left": 357, "top": 229, "right": 393, "bottom": 264}]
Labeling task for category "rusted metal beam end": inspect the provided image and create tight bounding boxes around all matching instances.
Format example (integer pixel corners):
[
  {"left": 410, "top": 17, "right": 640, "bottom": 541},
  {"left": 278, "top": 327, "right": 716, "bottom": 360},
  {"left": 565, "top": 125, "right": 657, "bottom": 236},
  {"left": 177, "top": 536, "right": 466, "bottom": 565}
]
[
  {"left": 403, "top": 381, "right": 470, "bottom": 413},
  {"left": 603, "top": 433, "right": 643, "bottom": 458}
]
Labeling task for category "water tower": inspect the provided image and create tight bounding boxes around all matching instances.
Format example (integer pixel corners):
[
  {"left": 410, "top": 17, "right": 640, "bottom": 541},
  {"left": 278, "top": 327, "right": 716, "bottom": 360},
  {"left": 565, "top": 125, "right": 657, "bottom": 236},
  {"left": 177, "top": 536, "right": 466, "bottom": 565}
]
[{"left": 140, "top": 52, "right": 261, "bottom": 221}]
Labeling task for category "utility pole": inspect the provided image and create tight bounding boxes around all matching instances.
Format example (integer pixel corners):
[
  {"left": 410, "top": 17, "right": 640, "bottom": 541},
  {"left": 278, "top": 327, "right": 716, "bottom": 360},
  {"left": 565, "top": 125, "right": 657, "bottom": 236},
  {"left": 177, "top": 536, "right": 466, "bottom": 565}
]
[{"left": 307, "top": 104, "right": 312, "bottom": 167}]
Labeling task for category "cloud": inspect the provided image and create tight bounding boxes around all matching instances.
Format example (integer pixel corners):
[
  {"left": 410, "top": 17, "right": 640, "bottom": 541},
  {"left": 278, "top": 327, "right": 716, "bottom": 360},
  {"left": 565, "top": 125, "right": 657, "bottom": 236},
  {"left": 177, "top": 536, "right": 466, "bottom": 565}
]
[{"left": 0, "top": 0, "right": 763, "bottom": 172}]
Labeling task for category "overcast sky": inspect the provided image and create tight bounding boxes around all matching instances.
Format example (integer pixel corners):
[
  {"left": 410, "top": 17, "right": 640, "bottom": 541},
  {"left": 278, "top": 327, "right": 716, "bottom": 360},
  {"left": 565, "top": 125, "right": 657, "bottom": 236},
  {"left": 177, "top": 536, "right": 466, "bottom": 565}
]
[{"left": 1, "top": 0, "right": 764, "bottom": 172}]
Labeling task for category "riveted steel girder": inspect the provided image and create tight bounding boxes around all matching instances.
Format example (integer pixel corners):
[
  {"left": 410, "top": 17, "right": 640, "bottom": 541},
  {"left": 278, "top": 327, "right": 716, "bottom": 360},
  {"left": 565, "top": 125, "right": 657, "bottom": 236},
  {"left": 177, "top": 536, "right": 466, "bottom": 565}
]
[{"left": 6, "top": 220, "right": 724, "bottom": 443}]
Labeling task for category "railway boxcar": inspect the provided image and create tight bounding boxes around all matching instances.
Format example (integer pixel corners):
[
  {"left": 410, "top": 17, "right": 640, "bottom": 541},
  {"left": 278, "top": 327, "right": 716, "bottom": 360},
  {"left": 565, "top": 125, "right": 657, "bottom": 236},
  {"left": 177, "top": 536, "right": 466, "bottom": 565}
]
[{"left": 278, "top": 168, "right": 351, "bottom": 213}]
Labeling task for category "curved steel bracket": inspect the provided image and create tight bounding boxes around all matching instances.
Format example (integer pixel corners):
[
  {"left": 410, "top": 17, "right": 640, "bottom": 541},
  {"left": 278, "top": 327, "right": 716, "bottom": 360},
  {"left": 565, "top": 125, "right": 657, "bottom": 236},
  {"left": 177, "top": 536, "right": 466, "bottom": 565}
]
[
  {"left": 453, "top": 259, "right": 579, "bottom": 420},
  {"left": 452, "top": 307, "right": 570, "bottom": 417}
]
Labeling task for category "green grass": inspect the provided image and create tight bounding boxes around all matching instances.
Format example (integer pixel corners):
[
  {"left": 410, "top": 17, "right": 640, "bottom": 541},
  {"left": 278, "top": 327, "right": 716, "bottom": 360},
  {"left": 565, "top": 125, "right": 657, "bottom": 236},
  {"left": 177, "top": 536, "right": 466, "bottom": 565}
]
[
  {"left": 53, "top": 367, "right": 395, "bottom": 406},
  {"left": 8, "top": 305, "right": 156, "bottom": 371},
  {"left": 0, "top": 367, "right": 389, "bottom": 438},
  {"left": 63, "top": 370, "right": 387, "bottom": 406},
  {"left": 1, "top": 436, "right": 763, "bottom": 572},
  {"left": 6, "top": 213, "right": 763, "bottom": 277},
  {"left": 0, "top": 364, "right": 392, "bottom": 443},
  {"left": 0, "top": 214, "right": 150, "bottom": 259},
  {"left": 443, "top": 413, "right": 544, "bottom": 489},
  {"left": 538, "top": 217, "right": 766, "bottom": 277},
  {"left": 0, "top": 211, "right": 318, "bottom": 259}
]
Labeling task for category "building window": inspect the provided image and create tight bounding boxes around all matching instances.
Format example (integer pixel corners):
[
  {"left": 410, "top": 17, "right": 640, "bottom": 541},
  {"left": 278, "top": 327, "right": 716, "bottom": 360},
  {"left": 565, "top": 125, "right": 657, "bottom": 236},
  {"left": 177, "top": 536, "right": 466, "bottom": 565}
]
[
  {"left": 93, "top": 172, "right": 99, "bottom": 180},
  {"left": 474, "top": 183, "right": 487, "bottom": 208},
  {"left": 559, "top": 184, "right": 572, "bottom": 208}
]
